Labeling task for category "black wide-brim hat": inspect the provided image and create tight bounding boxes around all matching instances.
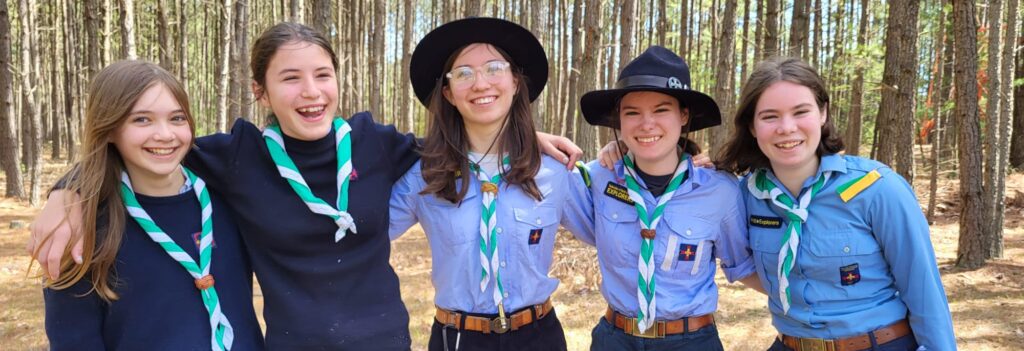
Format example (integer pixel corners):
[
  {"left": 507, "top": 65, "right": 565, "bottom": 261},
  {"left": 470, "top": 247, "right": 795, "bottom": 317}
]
[
  {"left": 580, "top": 46, "right": 721, "bottom": 132},
  {"left": 410, "top": 17, "right": 548, "bottom": 106}
]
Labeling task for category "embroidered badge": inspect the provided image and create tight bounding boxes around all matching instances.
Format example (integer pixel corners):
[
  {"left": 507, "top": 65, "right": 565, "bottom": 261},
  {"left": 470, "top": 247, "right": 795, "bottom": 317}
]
[
  {"left": 749, "top": 215, "right": 783, "bottom": 229},
  {"left": 840, "top": 263, "right": 861, "bottom": 286},
  {"left": 192, "top": 232, "right": 216, "bottom": 251},
  {"left": 528, "top": 229, "right": 543, "bottom": 245},
  {"left": 604, "top": 181, "right": 635, "bottom": 206},
  {"left": 667, "top": 77, "right": 683, "bottom": 89},
  {"left": 837, "top": 169, "right": 882, "bottom": 202},
  {"left": 678, "top": 244, "right": 698, "bottom": 261}
]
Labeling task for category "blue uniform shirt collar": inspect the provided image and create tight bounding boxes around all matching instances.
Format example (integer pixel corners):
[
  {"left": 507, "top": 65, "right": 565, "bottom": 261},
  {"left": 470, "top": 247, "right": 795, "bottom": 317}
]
[
  {"left": 758, "top": 153, "right": 846, "bottom": 198},
  {"left": 613, "top": 154, "right": 702, "bottom": 194}
]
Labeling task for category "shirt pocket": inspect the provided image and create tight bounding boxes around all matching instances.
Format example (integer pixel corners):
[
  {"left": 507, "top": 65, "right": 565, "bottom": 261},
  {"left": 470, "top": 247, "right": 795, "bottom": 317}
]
[
  {"left": 662, "top": 214, "right": 716, "bottom": 277},
  {"left": 597, "top": 203, "right": 640, "bottom": 261},
  {"left": 802, "top": 228, "right": 883, "bottom": 299},
  {"left": 748, "top": 225, "right": 785, "bottom": 298},
  {"left": 513, "top": 205, "right": 560, "bottom": 266},
  {"left": 422, "top": 194, "right": 479, "bottom": 248}
]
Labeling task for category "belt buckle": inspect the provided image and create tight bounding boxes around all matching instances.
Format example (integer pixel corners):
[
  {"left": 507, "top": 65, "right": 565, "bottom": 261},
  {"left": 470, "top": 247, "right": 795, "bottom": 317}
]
[
  {"left": 489, "top": 316, "right": 510, "bottom": 334},
  {"left": 630, "top": 319, "right": 664, "bottom": 339},
  {"left": 798, "top": 338, "right": 834, "bottom": 351}
]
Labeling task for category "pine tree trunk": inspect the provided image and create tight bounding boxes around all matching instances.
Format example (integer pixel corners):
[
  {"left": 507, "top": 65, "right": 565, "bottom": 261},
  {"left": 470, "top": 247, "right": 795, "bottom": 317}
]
[
  {"left": 710, "top": 0, "right": 736, "bottom": 154},
  {"left": 368, "top": 0, "right": 384, "bottom": 117},
  {"left": 926, "top": 3, "right": 949, "bottom": 224},
  {"left": 85, "top": 0, "right": 102, "bottom": 81},
  {"left": 763, "top": 0, "right": 779, "bottom": 58},
  {"left": 464, "top": 0, "right": 481, "bottom": 17},
  {"left": 48, "top": 6, "right": 62, "bottom": 160},
  {"left": 845, "top": 0, "right": 868, "bottom": 156},
  {"left": 579, "top": 0, "right": 602, "bottom": 155},
  {"left": 680, "top": 0, "right": 689, "bottom": 56},
  {"left": 740, "top": 0, "right": 750, "bottom": 81},
  {"left": 290, "top": 0, "right": 303, "bottom": 22},
  {"left": 1012, "top": 19, "right": 1024, "bottom": 169},
  {"left": 63, "top": 0, "right": 79, "bottom": 160},
  {"left": 119, "top": 0, "right": 136, "bottom": 59},
  {"left": 178, "top": 0, "right": 187, "bottom": 88},
  {"left": 400, "top": 0, "right": 414, "bottom": 133},
  {"left": 992, "top": 0, "right": 1018, "bottom": 258},
  {"left": 953, "top": 0, "right": 986, "bottom": 269},
  {"left": 19, "top": 0, "right": 42, "bottom": 204},
  {"left": 812, "top": 0, "right": 821, "bottom": 66},
  {"left": 789, "top": 0, "right": 809, "bottom": 58},
  {"left": 215, "top": 0, "right": 232, "bottom": 131},
  {"left": 657, "top": 0, "right": 666, "bottom": 46},
  {"left": 566, "top": 0, "right": 586, "bottom": 150},
  {"left": 982, "top": 0, "right": 1003, "bottom": 257},
  {"left": 873, "top": 0, "right": 919, "bottom": 181},
  {"left": 310, "top": 0, "right": 331, "bottom": 36},
  {"left": 232, "top": 0, "right": 251, "bottom": 123},
  {"left": 0, "top": 0, "right": 23, "bottom": 198}
]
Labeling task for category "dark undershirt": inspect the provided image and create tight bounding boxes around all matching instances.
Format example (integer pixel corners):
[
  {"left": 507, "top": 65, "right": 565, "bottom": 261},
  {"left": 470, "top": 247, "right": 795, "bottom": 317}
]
[{"left": 635, "top": 166, "right": 674, "bottom": 197}]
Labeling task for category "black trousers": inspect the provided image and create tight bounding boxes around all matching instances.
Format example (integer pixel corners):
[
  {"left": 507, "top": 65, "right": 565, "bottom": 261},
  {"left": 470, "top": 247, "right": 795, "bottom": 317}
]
[{"left": 428, "top": 308, "right": 568, "bottom": 351}]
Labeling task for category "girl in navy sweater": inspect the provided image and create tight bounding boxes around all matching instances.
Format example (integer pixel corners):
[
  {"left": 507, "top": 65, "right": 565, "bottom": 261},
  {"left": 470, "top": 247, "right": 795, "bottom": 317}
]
[{"left": 39, "top": 61, "right": 263, "bottom": 350}]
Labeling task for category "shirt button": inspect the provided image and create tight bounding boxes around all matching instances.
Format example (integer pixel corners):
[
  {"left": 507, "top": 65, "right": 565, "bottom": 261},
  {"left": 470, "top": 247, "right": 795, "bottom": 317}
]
[
  {"left": 500, "top": 261, "right": 506, "bottom": 267},
  {"left": 496, "top": 227, "right": 503, "bottom": 234},
  {"left": 536, "top": 218, "right": 542, "bottom": 225},
  {"left": 686, "top": 229, "right": 692, "bottom": 237},
  {"left": 503, "top": 292, "right": 509, "bottom": 298},
  {"left": 843, "top": 246, "right": 851, "bottom": 253},
  {"left": 612, "top": 213, "right": 618, "bottom": 219}
]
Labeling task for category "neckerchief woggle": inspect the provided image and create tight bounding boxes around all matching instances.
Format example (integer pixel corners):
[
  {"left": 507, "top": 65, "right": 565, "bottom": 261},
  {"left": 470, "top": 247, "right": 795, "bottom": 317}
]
[
  {"left": 120, "top": 167, "right": 234, "bottom": 350},
  {"left": 746, "top": 168, "right": 832, "bottom": 314},
  {"left": 470, "top": 156, "right": 511, "bottom": 317},
  {"left": 262, "top": 118, "right": 356, "bottom": 242},
  {"left": 622, "top": 153, "right": 689, "bottom": 333}
]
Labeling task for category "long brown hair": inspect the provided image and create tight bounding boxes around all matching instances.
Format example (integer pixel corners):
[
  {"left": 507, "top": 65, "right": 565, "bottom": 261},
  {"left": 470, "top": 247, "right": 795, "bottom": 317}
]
[
  {"left": 716, "top": 57, "right": 844, "bottom": 174},
  {"left": 420, "top": 44, "right": 542, "bottom": 203},
  {"left": 39, "top": 61, "right": 194, "bottom": 301}
]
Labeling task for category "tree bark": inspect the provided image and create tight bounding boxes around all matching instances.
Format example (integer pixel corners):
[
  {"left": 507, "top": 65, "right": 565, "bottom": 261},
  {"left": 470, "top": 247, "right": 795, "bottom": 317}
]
[
  {"left": 63, "top": 0, "right": 79, "bottom": 160},
  {"left": 369, "top": 0, "right": 384, "bottom": 117},
  {"left": 845, "top": 0, "right": 868, "bottom": 156},
  {"left": 232, "top": 0, "right": 251, "bottom": 123},
  {"left": 309, "top": 0, "right": 331, "bottom": 38},
  {"left": 926, "top": 3, "right": 949, "bottom": 224},
  {"left": 464, "top": 0, "right": 481, "bottom": 17},
  {"left": 119, "top": 0, "right": 136, "bottom": 59},
  {"left": 982, "top": 0, "right": 1002, "bottom": 256},
  {"left": 215, "top": 0, "right": 232, "bottom": 131},
  {"left": 740, "top": 0, "right": 750, "bottom": 82},
  {"left": 579, "top": 0, "right": 603, "bottom": 154},
  {"left": 873, "top": 0, "right": 919, "bottom": 181},
  {"left": 399, "top": 0, "right": 414, "bottom": 133},
  {"left": 48, "top": 3, "right": 63, "bottom": 160},
  {"left": 812, "top": 0, "right": 822, "bottom": 66},
  {"left": 85, "top": 0, "right": 102, "bottom": 81},
  {"left": 19, "top": 0, "right": 42, "bottom": 204},
  {"left": 763, "top": 0, "right": 779, "bottom": 58},
  {"left": 0, "top": 0, "right": 23, "bottom": 198},
  {"left": 789, "top": 0, "right": 809, "bottom": 58},
  {"left": 953, "top": 0, "right": 986, "bottom": 269},
  {"left": 710, "top": 0, "right": 736, "bottom": 154},
  {"left": 290, "top": 0, "right": 303, "bottom": 22},
  {"left": 1012, "top": 18, "right": 1024, "bottom": 169},
  {"left": 566, "top": 0, "right": 587, "bottom": 150},
  {"left": 991, "top": 0, "right": 1019, "bottom": 257},
  {"left": 177, "top": 0, "right": 188, "bottom": 89}
]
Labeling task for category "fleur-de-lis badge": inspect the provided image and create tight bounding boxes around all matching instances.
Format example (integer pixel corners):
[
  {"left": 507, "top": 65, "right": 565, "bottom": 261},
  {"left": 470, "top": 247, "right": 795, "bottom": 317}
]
[{"left": 667, "top": 77, "right": 683, "bottom": 89}]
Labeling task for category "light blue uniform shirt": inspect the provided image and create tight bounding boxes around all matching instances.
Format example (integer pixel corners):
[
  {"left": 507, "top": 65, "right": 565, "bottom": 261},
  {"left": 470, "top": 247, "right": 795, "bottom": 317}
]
[
  {"left": 389, "top": 156, "right": 591, "bottom": 314},
  {"left": 562, "top": 157, "right": 756, "bottom": 320},
  {"left": 741, "top": 154, "right": 956, "bottom": 350}
]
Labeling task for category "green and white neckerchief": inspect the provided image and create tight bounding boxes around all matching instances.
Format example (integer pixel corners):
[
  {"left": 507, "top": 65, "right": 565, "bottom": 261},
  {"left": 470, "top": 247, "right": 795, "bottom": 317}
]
[
  {"left": 622, "top": 153, "right": 689, "bottom": 333},
  {"left": 263, "top": 118, "right": 356, "bottom": 242},
  {"left": 470, "top": 155, "right": 511, "bottom": 312},
  {"left": 746, "top": 169, "right": 832, "bottom": 314},
  {"left": 120, "top": 167, "right": 234, "bottom": 351}
]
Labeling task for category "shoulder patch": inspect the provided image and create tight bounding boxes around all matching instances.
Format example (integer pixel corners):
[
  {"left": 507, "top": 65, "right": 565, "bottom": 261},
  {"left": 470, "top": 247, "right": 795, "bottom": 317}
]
[
  {"left": 837, "top": 168, "right": 882, "bottom": 202},
  {"left": 575, "top": 161, "right": 592, "bottom": 187}
]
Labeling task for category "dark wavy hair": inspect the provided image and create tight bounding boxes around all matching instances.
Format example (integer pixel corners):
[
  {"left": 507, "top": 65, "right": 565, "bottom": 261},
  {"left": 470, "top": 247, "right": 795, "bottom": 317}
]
[
  {"left": 420, "top": 44, "right": 542, "bottom": 203},
  {"left": 250, "top": 22, "right": 338, "bottom": 101},
  {"left": 716, "top": 57, "right": 844, "bottom": 174}
]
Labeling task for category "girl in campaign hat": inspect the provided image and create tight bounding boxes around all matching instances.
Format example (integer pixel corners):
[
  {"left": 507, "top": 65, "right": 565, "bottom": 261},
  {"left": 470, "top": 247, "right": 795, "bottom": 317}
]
[
  {"left": 568, "top": 45, "right": 766, "bottom": 350},
  {"left": 390, "top": 17, "right": 591, "bottom": 351}
]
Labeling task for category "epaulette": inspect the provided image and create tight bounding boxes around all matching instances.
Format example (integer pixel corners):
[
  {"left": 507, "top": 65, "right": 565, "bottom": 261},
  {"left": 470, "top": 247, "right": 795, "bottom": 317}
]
[
  {"left": 575, "top": 161, "right": 592, "bottom": 187},
  {"left": 836, "top": 168, "right": 882, "bottom": 202}
]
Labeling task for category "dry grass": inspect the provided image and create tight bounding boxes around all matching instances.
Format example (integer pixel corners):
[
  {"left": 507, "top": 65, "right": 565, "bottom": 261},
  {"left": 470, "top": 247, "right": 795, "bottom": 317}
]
[{"left": 2, "top": 160, "right": 1023, "bottom": 350}]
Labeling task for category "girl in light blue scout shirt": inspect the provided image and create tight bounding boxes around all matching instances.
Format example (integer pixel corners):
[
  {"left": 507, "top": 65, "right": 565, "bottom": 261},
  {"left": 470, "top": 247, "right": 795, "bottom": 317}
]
[
  {"left": 389, "top": 18, "right": 590, "bottom": 351},
  {"left": 717, "top": 58, "right": 956, "bottom": 350},
  {"left": 568, "top": 46, "right": 766, "bottom": 350}
]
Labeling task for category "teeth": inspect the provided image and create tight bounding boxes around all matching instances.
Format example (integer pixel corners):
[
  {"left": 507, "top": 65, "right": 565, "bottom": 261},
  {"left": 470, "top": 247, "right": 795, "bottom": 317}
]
[
  {"left": 298, "top": 106, "right": 324, "bottom": 113},
  {"left": 636, "top": 136, "right": 661, "bottom": 143},
  {"left": 472, "top": 96, "right": 496, "bottom": 104},
  {"left": 776, "top": 141, "right": 802, "bottom": 149},
  {"left": 146, "top": 148, "right": 175, "bottom": 155}
]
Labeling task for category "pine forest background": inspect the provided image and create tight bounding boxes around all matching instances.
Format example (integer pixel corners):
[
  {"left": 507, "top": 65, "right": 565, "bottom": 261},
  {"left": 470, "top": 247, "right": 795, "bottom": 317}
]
[{"left": 0, "top": 0, "right": 1023, "bottom": 293}]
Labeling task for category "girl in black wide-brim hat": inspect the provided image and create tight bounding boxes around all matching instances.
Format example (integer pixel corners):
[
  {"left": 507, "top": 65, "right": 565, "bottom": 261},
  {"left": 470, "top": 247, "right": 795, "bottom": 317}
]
[
  {"left": 390, "top": 17, "right": 592, "bottom": 351},
  {"left": 571, "top": 45, "right": 767, "bottom": 350}
]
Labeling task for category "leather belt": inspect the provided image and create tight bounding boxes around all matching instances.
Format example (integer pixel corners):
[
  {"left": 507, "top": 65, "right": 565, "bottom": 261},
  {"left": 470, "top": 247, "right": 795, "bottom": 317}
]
[
  {"left": 434, "top": 299, "right": 553, "bottom": 334},
  {"left": 604, "top": 307, "right": 715, "bottom": 338},
  {"left": 779, "top": 320, "right": 912, "bottom": 351}
]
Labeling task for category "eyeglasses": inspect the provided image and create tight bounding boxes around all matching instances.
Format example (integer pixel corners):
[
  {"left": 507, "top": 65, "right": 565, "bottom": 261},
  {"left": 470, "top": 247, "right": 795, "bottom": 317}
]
[{"left": 445, "top": 61, "right": 512, "bottom": 88}]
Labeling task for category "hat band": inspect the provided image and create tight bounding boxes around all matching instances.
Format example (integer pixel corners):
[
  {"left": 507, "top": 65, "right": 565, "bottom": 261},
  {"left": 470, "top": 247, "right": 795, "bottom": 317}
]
[{"left": 615, "top": 75, "right": 687, "bottom": 90}]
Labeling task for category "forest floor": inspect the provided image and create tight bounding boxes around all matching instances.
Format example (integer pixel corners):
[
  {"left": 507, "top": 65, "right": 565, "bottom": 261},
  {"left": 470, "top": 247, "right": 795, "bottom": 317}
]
[{"left": 1, "top": 156, "right": 1022, "bottom": 350}]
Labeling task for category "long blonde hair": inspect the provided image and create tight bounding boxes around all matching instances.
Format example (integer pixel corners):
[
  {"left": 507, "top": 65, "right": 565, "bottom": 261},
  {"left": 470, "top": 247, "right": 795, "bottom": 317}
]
[{"left": 39, "top": 60, "right": 194, "bottom": 301}]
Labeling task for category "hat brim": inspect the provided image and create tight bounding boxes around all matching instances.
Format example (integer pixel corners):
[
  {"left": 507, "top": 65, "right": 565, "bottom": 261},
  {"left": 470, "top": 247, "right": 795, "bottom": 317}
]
[
  {"left": 410, "top": 18, "right": 548, "bottom": 106},
  {"left": 579, "top": 88, "right": 722, "bottom": 132}
]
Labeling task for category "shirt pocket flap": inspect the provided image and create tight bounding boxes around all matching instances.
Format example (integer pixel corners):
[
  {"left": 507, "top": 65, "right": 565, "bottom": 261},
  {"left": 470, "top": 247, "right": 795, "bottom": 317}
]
[
  {"left": 598, "top": 205, "right": 639, "bottom": 223},
  {"left": 804, "top": 230, "right": 881, "bottom": 257},
  {"left": 663, "top": 213, "right": 715, "bottom": 240},
  {"left": 513, "top": 206, "right": 559, "bottom": 227},
  {"left": 749, "top": 227, "right": 783, "bottom": 253}
]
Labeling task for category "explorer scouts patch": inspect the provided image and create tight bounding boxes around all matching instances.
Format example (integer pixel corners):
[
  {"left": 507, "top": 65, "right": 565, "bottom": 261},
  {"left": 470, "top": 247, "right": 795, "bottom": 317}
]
[
  {"left": 840, "top": 263, "right": 861, "bottom": 286},
  {"left": 749, "top": 215, "right": 783, "bottom": 229},
  {"left": 604, "top": 181, "right": 635, "bottom": 205},
  {"left": 678, "top": 244, "right": 698, "bottom": 261},
  {"left": 528, "top": 229, "right": 543, "bottom": 245}
]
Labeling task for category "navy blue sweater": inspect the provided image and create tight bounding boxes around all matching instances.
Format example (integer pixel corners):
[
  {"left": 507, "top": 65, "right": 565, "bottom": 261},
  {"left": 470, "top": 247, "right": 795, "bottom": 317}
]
[
  {"left": 44, "top": 191, "right": 264, "bottom": 350},
  {"left": 185, "top": 113, "right": 419, "bottom": 350}
]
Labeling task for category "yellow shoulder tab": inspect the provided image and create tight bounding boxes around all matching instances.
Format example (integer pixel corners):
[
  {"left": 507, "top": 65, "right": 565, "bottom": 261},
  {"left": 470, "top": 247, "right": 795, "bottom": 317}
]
[{"left": 837, "top": 169, "right": 882, "bottom": 202}]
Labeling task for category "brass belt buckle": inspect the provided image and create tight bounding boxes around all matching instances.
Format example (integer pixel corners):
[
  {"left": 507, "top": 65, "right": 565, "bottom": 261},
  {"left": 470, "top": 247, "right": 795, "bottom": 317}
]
[
  {"left": 631, "top": 319, "right": 664, "bottom": 339},
  {"left": 798, "top": 338, "right": 834, "bottom": 351},
  {"left": 490, "top": 303, "right": 510, "bottom": 334}
]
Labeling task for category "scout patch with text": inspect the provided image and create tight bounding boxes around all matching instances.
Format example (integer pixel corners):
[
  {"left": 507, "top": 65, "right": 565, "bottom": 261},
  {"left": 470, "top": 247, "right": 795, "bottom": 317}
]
[
  {"left": 678, "top": 244, "right": 698, "bottom": 261},
  {"left": 528, "top": 229, "right": 543, "bottom": 245},
  {"left": 749, "top": 215, "right": 783, "bottom": 229},
  {"left": 604, "top": 181, "right": 635, "bottom": 206},
  {"left": 840, "top": 263, "right": 861, "bottom": 286}
]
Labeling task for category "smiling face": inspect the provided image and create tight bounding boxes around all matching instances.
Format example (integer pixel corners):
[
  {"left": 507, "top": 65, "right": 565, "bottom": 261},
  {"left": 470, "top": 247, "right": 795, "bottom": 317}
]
[
  {"left": 256, "top": 41, "right": 339, "bottom": 141},
  {"left": 442, "top": 43, "right": 518, "bottom": 132},
  {"left": 110, "top": 83, "right": 193, "bottom": 185},
  {"left": 618, "top": 91, "right": 690, "bottom": 174},
  {"left": 751, "top": 80, "right": 828, "bottom": 176}
]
